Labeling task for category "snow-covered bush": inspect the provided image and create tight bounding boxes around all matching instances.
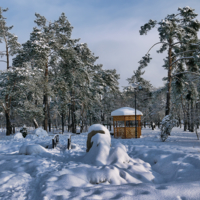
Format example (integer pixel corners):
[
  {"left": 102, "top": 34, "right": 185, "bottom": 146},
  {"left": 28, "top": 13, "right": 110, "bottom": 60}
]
[
  {"left": 86, "top": 124, "right": 111, "bottom": 152},
  {"left": 160, "top": 114, "right": 177, "bottom": 142},
  {"left": 19, "top": 144, "right": 47, "bottom": 155},
  {"left": 30, "top": 127, "right": 48, "bottom": 138},
  {"left": 13, "top": 132, "right": 24, "bottom": 139},
  {"left": 20, "top": 125, "right": 28, "bottom": 138}
]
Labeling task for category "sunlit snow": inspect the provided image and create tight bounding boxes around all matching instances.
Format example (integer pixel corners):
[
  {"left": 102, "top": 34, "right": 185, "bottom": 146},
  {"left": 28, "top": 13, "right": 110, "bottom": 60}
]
[{"left": 0, "top": 127, "right": 200, "bottom": 199}]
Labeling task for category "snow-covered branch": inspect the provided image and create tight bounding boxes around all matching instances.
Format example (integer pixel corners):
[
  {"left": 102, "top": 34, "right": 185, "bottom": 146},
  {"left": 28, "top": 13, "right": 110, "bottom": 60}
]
[
  {"left": 171, "top": 50, "right": 195, "bottom": 59},
  {"left": 170, "top": 56, "right": 193, "bottom": 67}
]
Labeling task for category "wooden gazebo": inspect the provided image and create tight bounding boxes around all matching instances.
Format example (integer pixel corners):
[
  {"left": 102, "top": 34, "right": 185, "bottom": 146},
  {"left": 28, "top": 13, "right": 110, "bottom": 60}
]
[{"left": 111, "top": 107, "right": 143, "bottom": 139}]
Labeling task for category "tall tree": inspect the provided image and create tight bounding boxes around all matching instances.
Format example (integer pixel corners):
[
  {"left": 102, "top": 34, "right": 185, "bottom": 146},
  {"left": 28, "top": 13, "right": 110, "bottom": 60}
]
[
  {"left": 138, "top": 6, "right": 200, "bottom": 116},
  {"left": 13, "top": 12, "right": 78, "bottom": 131},
  {"left": 0, "top": 7, "right": 21, "bottom": 135}
]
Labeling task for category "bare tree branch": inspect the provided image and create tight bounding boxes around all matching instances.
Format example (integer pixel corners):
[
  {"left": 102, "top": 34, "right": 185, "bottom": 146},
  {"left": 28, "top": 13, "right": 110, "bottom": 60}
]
[{"left": 146, "top": 42, "right": 169, "bottom": 54}]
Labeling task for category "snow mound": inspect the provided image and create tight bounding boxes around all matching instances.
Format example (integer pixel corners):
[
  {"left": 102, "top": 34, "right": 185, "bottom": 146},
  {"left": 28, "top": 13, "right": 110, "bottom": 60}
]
[
  {"left": 84, "top": 133, "right": 110, "bottom": 165},
  {"left": 13, "top": 132, "right": 24, "bottom": 139},
  {"left": 19, "top": 144, "right": 47, "bottom": 155},
  {"left": 73, "top": 134, "right": 155, "bottom": 185},
  {"left": 31, "top": 128, "right": 48, "bottom": 138},
  {"left": 107, "top": 143, "right": 130, "bottom": 165},
  {"left": 88, "top": 124, "right": 110, "bottom": 135},
  {"left": 87, "top": 124, "right": 111, "bottom": 152},
  {"left": 83, "top": 133, "right": 130, "bottom": 166},
  {"left": 25, "top": 134, "right": 38, "bottom": 140}
]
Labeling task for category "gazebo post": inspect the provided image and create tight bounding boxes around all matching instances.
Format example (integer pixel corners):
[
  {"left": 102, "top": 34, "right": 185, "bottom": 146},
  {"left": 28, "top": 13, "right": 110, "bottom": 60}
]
[
  {"left": 124, "top": 116, "right": 126, "bottom": 138},
  {"left": 135, "top": 91, "right": 137, "bottom": 138}
]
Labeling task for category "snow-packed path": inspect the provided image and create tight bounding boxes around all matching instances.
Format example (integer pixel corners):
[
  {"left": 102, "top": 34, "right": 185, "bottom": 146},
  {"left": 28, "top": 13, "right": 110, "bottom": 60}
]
[{"left": 0, "top": 127, "right": 200, "bottom": 199}]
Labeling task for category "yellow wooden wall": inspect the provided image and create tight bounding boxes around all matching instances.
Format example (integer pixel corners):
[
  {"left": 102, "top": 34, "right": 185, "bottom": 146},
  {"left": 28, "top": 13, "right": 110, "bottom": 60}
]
[{"left": 113, "top": 115, "right": 142, "bottom": 139}]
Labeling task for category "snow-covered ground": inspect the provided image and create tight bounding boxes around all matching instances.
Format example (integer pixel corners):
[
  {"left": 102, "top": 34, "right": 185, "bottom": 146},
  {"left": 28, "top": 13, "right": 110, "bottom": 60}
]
[{"left": 0, "top": 127, "right": 200, "bottom": 200}]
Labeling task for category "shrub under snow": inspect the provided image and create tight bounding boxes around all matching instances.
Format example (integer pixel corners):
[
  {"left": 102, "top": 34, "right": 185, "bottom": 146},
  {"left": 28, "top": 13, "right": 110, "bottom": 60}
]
[
  {"left": 160, "top": 114, "right": 177, "bottom": 142},
  {"left": 13, "top": 132, "right": 24, "bottom": 139},
  {"left": 27, "top": 128, "right": 48, "bottom": 139},
  {"left": 19, "top": 144, "right": 47, "bottom": 155}
]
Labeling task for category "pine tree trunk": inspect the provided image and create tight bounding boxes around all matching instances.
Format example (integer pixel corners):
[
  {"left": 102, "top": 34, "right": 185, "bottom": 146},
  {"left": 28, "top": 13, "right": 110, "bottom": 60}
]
[
  {"left": 183, "top": 109, "right": 187, "bottom": 131},
  {"left": 184, "top": 121, "right": 187, "bottom": 131},
  {"left": 109, "top": 117, "right": 112, "bottom": 131},
  {"left": 179, "top": 117, "right": 181, "bottom": 128},
  {"left": 5, "top": 45, "right": 12, "bottom": 135},
  {"left": 43, "top": 63, "right": 48, "bottom": 132},
  {"left": 62, "top": 113, "right": 64, "bottom": 134},
  {"left": 80, "top": 119, "right": 84, "bottom": 133},
  {"left": 68, "top": 105, "right": 71, "bottom": 132},
  {"left": 43, "top": 94, "right": 48, "bottom": 131},
  {"left": 187, "top": 103, "right": 190, "bottom": 131},
  {"left": 165, "top": 40, "right": 172, "bottom": 116},
  {"left": 5, "top": 95, "right": 12, "bottom": 135},
  {"left": 48, "top": 103, "right": 51, "bottom": 132},
  {"left": 33, "top": 118, "right": 39, "bottom": 129},
  {"left": 196, "top": 103, "right": 199, "bottom": 129},
  {"left": 5, "top": 111, "right": 12, "bottom": 135},
  {"left": 190, "top": 100, "right": 194, "bottom": 132},
  {"left": 12, "top": 124, "right": 15, "bottom": 134},
  {"left": 151, "top": 121, "right": 154, "bottom": 130},
  {"left": 72, "top": 102, "right": 76, "bottom": 133}
]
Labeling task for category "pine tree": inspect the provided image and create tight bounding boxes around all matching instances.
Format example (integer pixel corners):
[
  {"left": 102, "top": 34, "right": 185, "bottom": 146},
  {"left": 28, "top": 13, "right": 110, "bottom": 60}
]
[
  {"left": 13, "top": 12, "right": 78, "bottom": 131},
  {"left": 0, "top": 7, "right": 21, "bottom": 135},
  {"left": 138, "top": 6, "right": 200, "bottom": 116}
]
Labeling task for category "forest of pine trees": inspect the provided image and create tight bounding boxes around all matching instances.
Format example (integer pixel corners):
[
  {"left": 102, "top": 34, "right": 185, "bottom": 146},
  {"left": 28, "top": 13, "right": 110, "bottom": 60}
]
[{"left": 0, "top": 6, "right": 200, "bottom": 139}]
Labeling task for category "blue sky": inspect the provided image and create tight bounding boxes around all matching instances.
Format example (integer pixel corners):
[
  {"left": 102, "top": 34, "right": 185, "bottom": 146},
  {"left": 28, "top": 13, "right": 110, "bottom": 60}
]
[{"left": 1, "top": 0, "right": 200, "bottom": 89}]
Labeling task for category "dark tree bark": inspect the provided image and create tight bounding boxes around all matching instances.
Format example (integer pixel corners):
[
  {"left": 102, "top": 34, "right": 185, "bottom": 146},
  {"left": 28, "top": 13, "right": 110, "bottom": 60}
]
[
  {"left": 71, "top": 102, "right": 76, "bottom": 133},
  {"left": 5, "top": 111, "right": 12, "bottom": 135},
  {"left": 62, "top": 113, "right": 64, "bottom": 134},
  {"left": 179, "top": 117, "right": 181, "bottom": 128},
  {"left": 190, "top": 100, "right": 194, "bottom": 132},
  {"left": 5, "top": 45, "right": 12, "bottom": 135},
  {"left": 68, "top": 105, "right": 71, "bottom": 132},
  {"left": 48, "top": 103, "right": 51, "bottom": 132},
  {"left": 109, "top": 117, "right": 112, "bottom": 131},
  {"left": 12, "top": 124, "right": 15, "bottom": 134},
  {"left": 165, "top": 40, "right": 172, "bottom": 116},
  {"left": 187, "top": 103, "right": 190, "bottom": 131},
  {"left": 43, "top": 94, "right": 48, "bottom": 131},
  {"left": 196, "top": 103, "right": 199, "bottom": 129},
  {"left": 43, "top": 63, "right": 48, "bottom": 132}
]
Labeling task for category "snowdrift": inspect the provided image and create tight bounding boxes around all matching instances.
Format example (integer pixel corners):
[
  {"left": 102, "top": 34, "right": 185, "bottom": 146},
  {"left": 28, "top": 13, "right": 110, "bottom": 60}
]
[
  {"left": 26, "top": 127, "right": 48, "bottom": 139},
  {"left": 1, "top": 127, "right": 200, "bottom": 199},
  {"left": 13, "top": 132, "right": 24, "bottom": 139},
  {"left": 81, "top": 133, "right": 154, "bottom": 184},
  {"left": 19, "top": 144, "right": 47, "bottom": 155}
]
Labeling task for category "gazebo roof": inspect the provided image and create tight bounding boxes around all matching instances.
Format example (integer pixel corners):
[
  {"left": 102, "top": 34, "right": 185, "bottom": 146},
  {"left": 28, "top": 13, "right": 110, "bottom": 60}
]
[{"left": 111, "top": 107, "right": 143, "bottom": 116}]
